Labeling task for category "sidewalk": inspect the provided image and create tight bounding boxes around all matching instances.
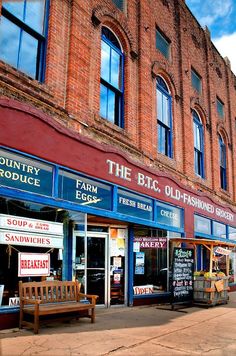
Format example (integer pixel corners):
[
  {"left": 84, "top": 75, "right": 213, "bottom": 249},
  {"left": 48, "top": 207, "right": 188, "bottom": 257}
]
[{"left": 1, "top": 292, "right": 236, "bottom": 355}]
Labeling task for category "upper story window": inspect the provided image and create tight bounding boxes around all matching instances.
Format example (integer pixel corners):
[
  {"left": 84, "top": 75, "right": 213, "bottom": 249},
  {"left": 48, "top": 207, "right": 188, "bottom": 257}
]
[
  {"left": 156, "top": 76, "right": 172, "bottom": 157},
  {"left": 219, "top": 135, "right": 227, "bottom": 190},
  {"left": 193, "top": 111, "right": 204, "bottom": 178},
  {"left": 112, "top": 0, "right": 124, "bottom": 11},
  {"left": 0, "top": 0, "right": 49, "bottom": 81},
  {"left": 100, "top": 27, "right": 124, "bottom": 127},
  {"left": 217, "top": 97, "right": 224, "bottom": 118},
  {"left": 191, "top": 68, "right": 202, "bottom": 93},
  {"left": 156, "top": 29, "right": 170, "bottom": 60}
]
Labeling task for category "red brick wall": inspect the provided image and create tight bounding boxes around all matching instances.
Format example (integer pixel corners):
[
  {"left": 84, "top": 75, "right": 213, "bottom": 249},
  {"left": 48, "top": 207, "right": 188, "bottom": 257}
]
[{"left": 0, "top": 0, "right": 236, "bottom": 209}]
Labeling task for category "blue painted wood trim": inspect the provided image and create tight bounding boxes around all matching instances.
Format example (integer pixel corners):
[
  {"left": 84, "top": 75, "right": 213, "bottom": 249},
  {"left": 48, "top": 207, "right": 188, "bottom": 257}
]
[{"left": 128, "top": 226, "right": 134, "bottom": 306}]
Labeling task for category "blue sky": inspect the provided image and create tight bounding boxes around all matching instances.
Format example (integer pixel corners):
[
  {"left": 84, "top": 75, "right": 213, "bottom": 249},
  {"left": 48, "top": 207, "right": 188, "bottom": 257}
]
[{"left": 185, "top": 0, "right": 236, "bottom": 74}]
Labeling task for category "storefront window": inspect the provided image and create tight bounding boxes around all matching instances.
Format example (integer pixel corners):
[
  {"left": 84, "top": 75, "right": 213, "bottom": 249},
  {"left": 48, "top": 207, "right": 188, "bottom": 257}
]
[
  {"left": 194, "top": 215, "right": 211, "bottom": 235},
  {"left": 213, "top": 221, "right": 226, "bottom": 239},
  {"left": 0, "top": 197, "right": 85, "bottom": 308},
  {"left": 229, "top": 226, "right": 236, "bottom": 241},
  {"left": 133, "top": 228, "right": 168, "bottom": 295},
  {"left": 229, "top": 251, "right": 236, "bottom": 284}
]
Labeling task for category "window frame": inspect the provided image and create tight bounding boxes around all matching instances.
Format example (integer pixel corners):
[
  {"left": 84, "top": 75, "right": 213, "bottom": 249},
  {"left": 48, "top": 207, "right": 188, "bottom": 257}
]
[
  {"left": 193, "top": 111, "right": 205, "bottom": 178},
  {"left": 219, "top": 135, "right": 227, "bottom": 190},
  {"left": 156, "top": 28, "right": 170, "bottom": 60},
  {"left": 0, "top": 1, "right": 49, "bottom": 82},
  {"left": 156, "top": 77, "right": 173, "bottom": 158},
  {"left": 100, "top": 28, "right": 124, "bottom": 128}
]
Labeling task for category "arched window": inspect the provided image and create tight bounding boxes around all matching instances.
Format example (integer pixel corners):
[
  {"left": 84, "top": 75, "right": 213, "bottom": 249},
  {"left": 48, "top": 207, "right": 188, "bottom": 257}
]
[
  {"left": 100, "top": 27, "right": 124, "bottom": 127},
  {"left": 156, "top": 76, "right": 172, "bottom": 157},
  {"left": 219, "top": 135, "right": 227, "bottom": 190},
  {"left": 193, "top": 111, "right": 204, "bottom": 178}
]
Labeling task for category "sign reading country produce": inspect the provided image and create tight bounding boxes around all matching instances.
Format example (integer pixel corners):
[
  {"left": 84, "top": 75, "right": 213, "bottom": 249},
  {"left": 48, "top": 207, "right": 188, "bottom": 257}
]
[
  {"left": 18, "top": 253, "right": 50, "bottom": 277},
  {"left": 171, "top": 248, "right": 194, "bottom": 306}
]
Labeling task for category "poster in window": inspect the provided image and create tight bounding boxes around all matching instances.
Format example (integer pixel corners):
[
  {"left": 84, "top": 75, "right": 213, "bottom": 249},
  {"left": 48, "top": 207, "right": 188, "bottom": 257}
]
[{"left": 135, "top": 252, "right": 145, "bottom": 274}]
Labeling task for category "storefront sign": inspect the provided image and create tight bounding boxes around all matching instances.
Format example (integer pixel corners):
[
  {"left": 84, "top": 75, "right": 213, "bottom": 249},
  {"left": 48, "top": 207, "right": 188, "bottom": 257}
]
[
  {"left": 59, "top": 169, "right": 112, "bottom": 210},
  {"left": 18, "top": 253, "right": 50, "bottom": 277},
  {"left": 172, "top": 248, "right": 194, "bottom": 305},
  {"left": 0, "top": 149, "right": 53, "bottom": 196},
  {"left": 134, "top": 237, "right": 167, "bottom": 248},
  {"left": 156, "top": 202, "right": 182, "bottom": 228},
  {"left": 215, "top": 247, "right": 231, "bottom": 256},
  {"left": 106, "top": 159, "right": 235, "bottom": 223},
  {"left": 117, "top": 189, "right": 153, "bottom": 220},
  {"left": 0, "top": 230, "right": 63, "bottom": 248},
  {"left": 133, "top": 285, "right": 154, "bottom": 295},
  {"left": 0, "top": 214, "right": 63, "bottom": 235}
]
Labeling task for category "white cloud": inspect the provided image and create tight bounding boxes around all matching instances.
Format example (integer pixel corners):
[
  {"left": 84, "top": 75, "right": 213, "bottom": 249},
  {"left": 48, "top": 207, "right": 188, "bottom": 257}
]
[
  {"left": 199, "top": 0, "right": 233, "bottom": 27},
  {"left": 186, "top": 0, "right": 233, "bottom": 27},
  {"left": 213, "top": 33, "right": 236, "bottom": 75}
]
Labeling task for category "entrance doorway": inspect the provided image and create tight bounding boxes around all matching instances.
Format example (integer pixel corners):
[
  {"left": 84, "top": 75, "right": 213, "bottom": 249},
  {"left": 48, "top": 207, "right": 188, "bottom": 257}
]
[{"left": 73, "top": 226, "right": 127, "bottom": 307}]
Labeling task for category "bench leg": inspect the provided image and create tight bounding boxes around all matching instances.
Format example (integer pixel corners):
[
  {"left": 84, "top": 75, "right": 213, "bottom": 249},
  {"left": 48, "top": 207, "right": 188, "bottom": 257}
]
[
  {"left": 34, "top": 313, "right": 39, "bottom": 334},
  {"left": 19, "top": 309, "right": 23, "bottom": 329},
  {"left": 91, "top": 308, "right": 95, "bottom": 323}
]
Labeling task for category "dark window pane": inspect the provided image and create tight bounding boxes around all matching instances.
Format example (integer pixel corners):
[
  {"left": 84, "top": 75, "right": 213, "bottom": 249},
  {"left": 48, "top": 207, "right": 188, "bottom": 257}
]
[
  {"left": 25, "top": 0, "right": 46, "bottom": 34},
  {"left": 112, "top": 0, "right": 124, "bottom": 11},
  {"left": 0, "top": 16, "right": 20, "bottom": 69},
  {"left": 107, "top": 89, "right": 115, "bottom": 123},
  {"left": 100, "top": 84, "right": 108, "bottom": 119},
  {"left": 158, "top": 124, "right": 166, "bottom": 154},
  {"left": 156, "top": 30, "right": 170, "bottom": 59},
  {"left": 191, "top": 69, "right": 201, "bottom": 93},
  {"left": 217, "top": 98, "right": 224, "bottom": 118},
  {"left": 18, "top": 30, "right": 38, "bottom": 78}
]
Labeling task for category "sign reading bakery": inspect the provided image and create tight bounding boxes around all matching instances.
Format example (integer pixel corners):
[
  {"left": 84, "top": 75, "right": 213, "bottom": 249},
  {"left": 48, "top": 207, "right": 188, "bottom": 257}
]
[
  {"left": 0, "top": 214, "right": 63, "bottom": 249},
  {"left": 18, "top": 253, "right": 50, "bottom": 277}
]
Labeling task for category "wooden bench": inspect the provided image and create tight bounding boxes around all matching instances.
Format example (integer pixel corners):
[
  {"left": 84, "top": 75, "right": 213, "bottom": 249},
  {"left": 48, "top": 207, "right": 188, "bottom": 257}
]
[{"left": 19, "top": 280, "right": 98, "bottom": 334}]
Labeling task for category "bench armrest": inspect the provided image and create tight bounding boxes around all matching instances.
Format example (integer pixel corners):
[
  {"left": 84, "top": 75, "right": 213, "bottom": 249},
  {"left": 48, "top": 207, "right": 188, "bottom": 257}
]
[{"left": 79, "top": 293, "right": 99, "bottom": 305}]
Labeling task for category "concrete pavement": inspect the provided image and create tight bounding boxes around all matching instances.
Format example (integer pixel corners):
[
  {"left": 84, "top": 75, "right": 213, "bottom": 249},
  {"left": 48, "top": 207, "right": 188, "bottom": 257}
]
[{"left": 1, "top": 293, "right": 236, "bottom": 355}]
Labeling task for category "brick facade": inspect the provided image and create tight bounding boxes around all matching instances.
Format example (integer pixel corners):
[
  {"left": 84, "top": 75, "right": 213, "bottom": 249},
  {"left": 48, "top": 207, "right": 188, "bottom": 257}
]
[{"left": 0, "top": 0, "right": 236, "bottom": 209}]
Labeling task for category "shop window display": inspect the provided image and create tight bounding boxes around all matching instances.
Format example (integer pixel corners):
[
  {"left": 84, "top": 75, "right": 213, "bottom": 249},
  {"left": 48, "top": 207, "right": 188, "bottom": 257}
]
[
  {"left": 133, "top": 228, "right": 169, "bottom": 295},
  {"left": 0, "top": 198, "right": 83, "bottom": 308}
]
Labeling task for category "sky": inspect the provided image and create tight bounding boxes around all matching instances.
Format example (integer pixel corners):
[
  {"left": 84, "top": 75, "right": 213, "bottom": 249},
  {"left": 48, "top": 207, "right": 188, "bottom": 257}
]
[{"left": 185, "top": 0, "right": 236, "bottom": 75}]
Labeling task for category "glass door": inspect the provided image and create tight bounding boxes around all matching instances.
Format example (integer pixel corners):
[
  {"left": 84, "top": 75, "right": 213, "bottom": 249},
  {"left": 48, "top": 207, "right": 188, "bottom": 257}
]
[
  {"left": 87, "top": 234, "right": 107, "bottom": 305},
  {"left": 109, "top": 228, "right": 127, "bottom": 305},
  {"left": 73, "top": 226, "right": 127, "bottom": 307}
]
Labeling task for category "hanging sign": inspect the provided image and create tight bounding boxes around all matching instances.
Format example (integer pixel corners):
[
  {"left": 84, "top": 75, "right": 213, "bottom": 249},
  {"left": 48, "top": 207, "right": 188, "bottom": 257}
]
[
  {"left": 171, "top": 248, "right": 194, "bottom": 306},
  {"left": 215, "top": 247, "right": 231, "bottom": 256},
  {"left": 0, "top": 230, "right": 63, "bottom": 248},
  {"left": 0, "top": 214, "right": 63, "bottom": 235},
  {"left": 133, "top": 285, "right": 154, "bottom": 295},
  {"left": 18, "top": 253, "right": 50, "bottom": 277}
]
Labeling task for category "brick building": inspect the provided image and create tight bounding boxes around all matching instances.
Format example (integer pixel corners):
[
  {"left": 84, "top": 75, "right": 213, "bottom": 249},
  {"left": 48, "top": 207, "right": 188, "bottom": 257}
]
[{"left": 0, "top": 0, "right": 236, "bottom": 328}]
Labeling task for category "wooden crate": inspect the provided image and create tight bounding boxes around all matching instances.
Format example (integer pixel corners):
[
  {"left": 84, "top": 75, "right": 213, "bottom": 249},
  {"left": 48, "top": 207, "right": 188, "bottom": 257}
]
[{"left": 193, "top": 276, "right": 229, "bottom": 306}]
